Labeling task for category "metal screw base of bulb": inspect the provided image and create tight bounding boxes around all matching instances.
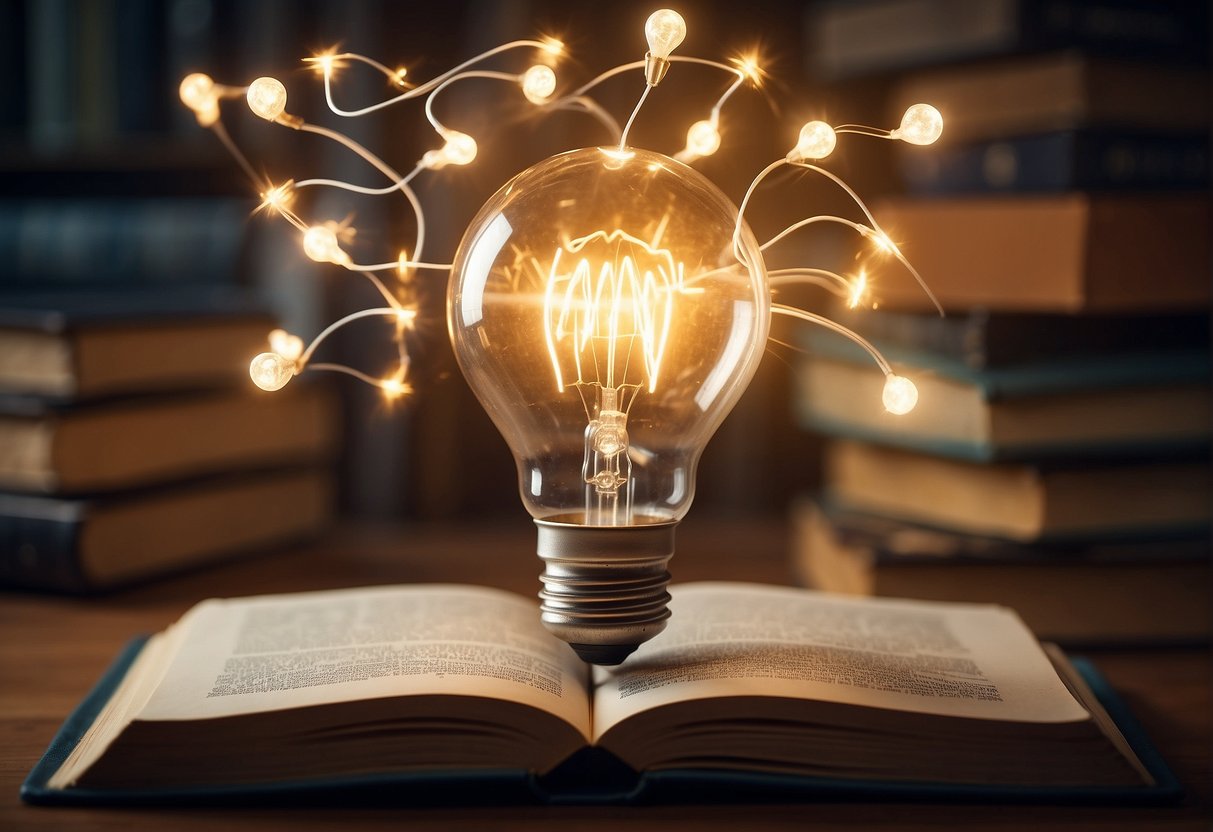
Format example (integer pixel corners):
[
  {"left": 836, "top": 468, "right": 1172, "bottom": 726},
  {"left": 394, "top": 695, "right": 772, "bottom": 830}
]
[{"left": 535, "top": 517, "right": 676, "bottom": 666}]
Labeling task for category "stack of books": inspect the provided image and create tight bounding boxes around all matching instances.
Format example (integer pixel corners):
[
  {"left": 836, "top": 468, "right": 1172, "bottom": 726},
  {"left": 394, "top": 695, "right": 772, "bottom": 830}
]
[
  {"left": 795, "top": 0, "right": 1210, "bottom": 644},
  {"left": 0, "top": 289, "right": 337, "bottom": 593}
]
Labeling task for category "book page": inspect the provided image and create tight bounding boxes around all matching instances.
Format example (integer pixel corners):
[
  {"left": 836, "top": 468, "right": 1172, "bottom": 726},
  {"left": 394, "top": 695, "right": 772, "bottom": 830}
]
[
  {"left": 137, "top": 584, "right": 590, "bottom": 738},
  {"left": 593, "top": 583, "right": 1089, "bottom": 738}
]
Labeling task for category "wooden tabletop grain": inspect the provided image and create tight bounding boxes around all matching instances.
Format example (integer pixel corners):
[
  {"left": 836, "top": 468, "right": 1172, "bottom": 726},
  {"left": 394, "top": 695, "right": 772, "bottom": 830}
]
[{"left": 2, "top": 515, "right": 1209, "bottom": 831}]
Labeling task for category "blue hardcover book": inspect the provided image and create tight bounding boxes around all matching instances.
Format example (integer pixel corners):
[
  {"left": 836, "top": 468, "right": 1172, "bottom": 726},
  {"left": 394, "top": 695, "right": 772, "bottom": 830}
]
[
  {"left": 796, "top": 331, "right": 1211, "bottom": 461},
  {"left": 20, "top": 583, "right": 1181, "bottom": 806},
  {"left": 901, "top": 131, "right": 1211, "bottom": 195}
]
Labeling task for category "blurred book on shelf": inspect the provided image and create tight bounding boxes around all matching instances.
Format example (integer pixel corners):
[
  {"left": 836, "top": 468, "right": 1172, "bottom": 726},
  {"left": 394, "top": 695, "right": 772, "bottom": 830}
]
[
  {"left": 794, "top": 342, "right": 1210, "bottom": 462},
  {"left": 0, "top": 468, "right": 332, "bottom": 594},
  {"left": 867, "top": 194, "right": 1209, "bottom": 312},
  {"left": 823, "top": 440, "right": 1209, "bottom": 542},
  {"left": 807, "top": 0, "right": 1209, "bottom": 81},
  {"left": 0, "top": 290, "right": 339, "bottom": 593},
  {"left": 793, "top": 500, "right": 1210, "bottom": 645},
  {"left": 889, "top": 52, "right": 1210, "bottom": 142},
  {"left": 0, "top": 288, "right": 271, "bottom": 398}
]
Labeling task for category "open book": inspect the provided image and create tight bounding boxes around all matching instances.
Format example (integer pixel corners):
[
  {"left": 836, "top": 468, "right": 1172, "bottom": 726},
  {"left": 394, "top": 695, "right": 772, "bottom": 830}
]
[{"left": 32, "top": 582, "right": 1168, "bottom": 803}]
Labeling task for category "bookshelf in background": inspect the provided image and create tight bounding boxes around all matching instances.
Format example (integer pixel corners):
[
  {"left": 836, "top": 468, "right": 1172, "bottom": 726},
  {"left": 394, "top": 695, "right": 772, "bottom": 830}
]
[{"left": 796, "top": 0, "right": 1211, "bottom": 645}]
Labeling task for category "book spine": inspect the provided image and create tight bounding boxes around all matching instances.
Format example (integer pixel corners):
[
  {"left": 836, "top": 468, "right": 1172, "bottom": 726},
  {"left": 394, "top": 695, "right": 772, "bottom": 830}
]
[
  {"left": 0, "top": 198, "right": 250, "bottom": 287},
  {"left": 0, "top": 505, "right": 90, "bottom": 592},
  {"left": 902, "top": 132, "right": 1211, "bottom": 195}
]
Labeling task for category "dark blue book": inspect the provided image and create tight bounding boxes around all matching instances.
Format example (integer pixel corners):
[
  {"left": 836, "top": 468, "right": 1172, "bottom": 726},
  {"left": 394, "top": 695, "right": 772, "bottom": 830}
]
[
  {"left": 902, "top": 131, "right": 1210, "bottom": 195},
  {"left": 809, "top": 0, "right": 1209, "bottom": 80},
  {"left": 825, "top": 306, "right": 1210, "bottom": 369},
  {"left": 21, "top": 583, "right": 1181, "bottom": 805}
]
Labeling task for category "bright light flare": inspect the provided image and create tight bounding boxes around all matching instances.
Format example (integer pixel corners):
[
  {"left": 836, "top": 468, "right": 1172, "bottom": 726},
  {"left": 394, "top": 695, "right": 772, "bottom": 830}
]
[
  {"left": 303, "top": 224, "right": 349, "bottom": 264},
  {"left": 257, "top": 180, "right": 295, "bottom": 216},
  {"left": 685, "top": 119, "right": 721, "bottom": 157},
  {"left": 732, "top": 52, "right": 766, "bottom": 86},
  {"left": 848, "top": 270, "right": 867, "bottom": 309}
]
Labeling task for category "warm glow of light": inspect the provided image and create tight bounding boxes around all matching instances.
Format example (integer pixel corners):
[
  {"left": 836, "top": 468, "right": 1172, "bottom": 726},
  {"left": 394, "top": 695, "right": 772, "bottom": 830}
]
[
  {"left": 882, "top": 374, "right": 918, "bottom": 415},
  {"left": 732, "top": 52, "right": 765, "bottom": 86},
  {"left": 869, "top": 230, "right": 896, "bottom": 253},
  {"left": 179, "top": 73, "right": 219, "bottom": 126},
  {"left": 247, "top": 76, "right": 288, "bottom": 120},
  {"left": 848, "top": 269, "right": 867, "bottom": 309},
  {"left": 381, "top": 378, "right": 411, "bottom": 399},
  {"left": 543, "top": 229, "right": 678, "bottom": 395},
  {"left": 895, "top": 103, "right": 943, "bottom": 146},
  {"left": 392, "top": 67, "right": 409, "bottom": 88},
  {"left": 792, "top": 120, "right": 836, "bottom": 160},
  {"left": 303, "top": 224, "right": 348, "bottom": 264},
  {"left": 645, "top": 9, "right": 687, "bottom": 58},
  {"left": 424, "top": 130, "right": 478, "bottom": 168},
  {"left": 685, "top": 119, "right": 722, "bottom": 157},
  {"left": 269, "top": 329, "right": 304, "bottom": 361},
  {"left": 396, "top": 308, "right": 418, "bottom": 329},
  {"left": 257, "top": 180, "right": 295, "bottom": 216},
  {"left": 250, "top": 352, "right": 295, "bottom": 391},
  {"left": 541, "top": 36, "right": 564, "bottom": 56},
  {"left": 522, "top": 65, "right": 557, "bottom": 103}
]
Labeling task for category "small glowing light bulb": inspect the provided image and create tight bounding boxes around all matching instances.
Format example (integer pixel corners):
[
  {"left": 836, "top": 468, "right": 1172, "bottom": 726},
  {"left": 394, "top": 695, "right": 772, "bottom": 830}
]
[
  {"left": 179, "top": 73, "right": 219, "bottom": 126},
  {"left": 685, "top": 119, "right": 721, "bottom": 157},
  {"left": 381, "top": 378, "right": 409, "bottom": 400},
  {"left": 179, "top": 73, "right": 214, "bottom": 111},
  {"left": 542, "top": 37, "right": 564, "bottom": 56},
  {"left": 882, "top": 375, "right": 918, "bottom": 415},
  {"left": 268, "top": 329, "right": 304, "bottom": 361},
  {"left": 894, "top": 103, "right": 943, "bottom": 146},
  {"left": 791, "top": 120, "right": 837, "bottom": 161},
  {"left": 645, "top": 9, "right": 687, "bottom": 58},
  {"left": 303, "top": 225, "right": 348, "bottom": 264},
  {"left": 521, "top": 65, "right": 557, "bottom": 104},
  {"left": 441, "top": 131, "right": 478, "bottom": 166},
  {"left": 247, "top": 76, "right": 287, "bottom": 121},
  {"left": 848, "top": 269, "right": 868, "bottom": 309},
  {"left": 250, "top": 352, "right": 295, "bottom": 392}
]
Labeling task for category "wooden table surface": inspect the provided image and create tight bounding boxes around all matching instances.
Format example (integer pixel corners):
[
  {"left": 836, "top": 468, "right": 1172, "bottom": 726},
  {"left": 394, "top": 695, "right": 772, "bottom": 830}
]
[{"left": 2, "top": 515, "right": 1209, "bottom": 831}]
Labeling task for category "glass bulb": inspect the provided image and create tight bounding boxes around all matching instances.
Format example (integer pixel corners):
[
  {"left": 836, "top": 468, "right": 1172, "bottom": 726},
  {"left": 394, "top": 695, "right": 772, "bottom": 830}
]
[
  {"left": 792, "top": 120, "right": 836, "bottom": 160},
  {"left": 441, "top": 130, "right": 478, "bottom": 166},
  {"left": 521, "top": 65, "right": 557, "bottom": 104},
  {"left": 882, "top": 374, "right": 918, "bottom": 415},
  {"left": 644, "top": 9, "right": 686, "bottom": 58},
  {"left": 303, "top": 225, "right": 346, "bottom": 264},
  {"left": 179, "top": 73, "right": 214, "bottom": 111},
  {"left": 896, "top": 103, "right": 943, "bottom": 145},
  {"left": 449, "top": 147, "right": 769, "bottom": 663},
  {"left": 685, "top": 119, "right": 721, "bottom": 157},
  {"left": 250, "top": 352, "right": 295, "bottom": 391},
  {"left": 247, "top": 76, "right": 287, "bottom": 120}
]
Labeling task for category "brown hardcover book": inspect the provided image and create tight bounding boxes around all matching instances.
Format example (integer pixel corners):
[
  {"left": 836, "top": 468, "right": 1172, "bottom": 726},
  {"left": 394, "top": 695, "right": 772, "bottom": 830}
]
[
  {"left": 869, "top": 194, "right": 1209, "bottom": 312},
  {"left": 891, "top": 53, "right": 1210, "bottom": 143},
  {"left": 793, "top": 500, "right": 1211, "bottom": 644},
  {"left": 823, "top": 440, "right": 1210, "bottom": 541},
  {"left": 0, "top": 468, "right": 333, "bottom": 593},
  {"left": 0, "top": 294, "right": 274, "bottom": 399},
  {"left": 0, "top": 386, "right": 337, "bottom": 493}
]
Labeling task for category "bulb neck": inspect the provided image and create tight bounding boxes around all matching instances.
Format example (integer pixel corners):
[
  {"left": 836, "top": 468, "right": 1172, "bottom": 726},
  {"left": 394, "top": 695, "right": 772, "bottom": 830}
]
[
  {"left": 535, "top": 516, "right": 676, "bottom": 666},
  {"left": 643, "top": 53, "right": 671, "bottom": 86}
]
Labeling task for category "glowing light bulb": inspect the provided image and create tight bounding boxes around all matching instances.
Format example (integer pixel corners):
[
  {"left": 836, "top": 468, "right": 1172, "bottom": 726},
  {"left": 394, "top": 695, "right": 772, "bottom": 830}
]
[
  {"left": 269, "top": 328, "right": 304, "bottom": 361},
  {"left": 685, "top": 119, "right": 721, "bottom": 157},
  {"left": 250, "top": 352, "right": 295, "bottom": 391},
  {"left": 440, "top": 130, "right": 478, "bottom": 166},
  {"left": 645, "top": 9, "right": 687, "bottom": 58},
  {"left": 521, "top": 65, "right": 557, "bottom": 104},
  {"left": 449, "top": 147, "right": 769, "bottom": 664},
  {"left": 882, "top": 374, "right": 918, "bottom": 415},
  {"left": 303, "top": 225, "right": 348, "bottom": 264},
  {"left": 894, "top": 103, "right": 943, "bottom": 146},
  {"left": 247, "top": 76, "right": 287, "bottom": 121},
  {"left": 542, "top": 37, "right": 564, "bottom": 56},
  {"left": 179, "top": 73, "right": 219, "bottom": 126},
  {"left": 643, "top": 9, "right": 686, "bottom": 86},
  {"left": 790, "top": 120, "right": 837, "bottom": 161}
]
